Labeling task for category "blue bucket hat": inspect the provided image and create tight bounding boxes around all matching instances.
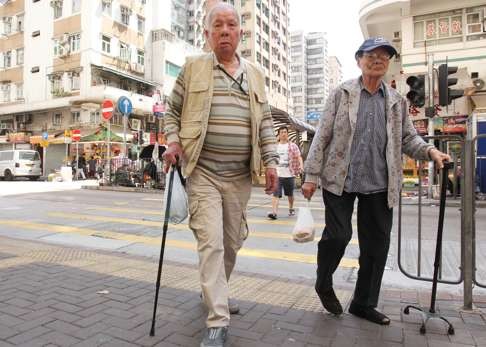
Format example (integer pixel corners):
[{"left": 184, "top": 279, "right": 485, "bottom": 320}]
[{"left": 355, "top": 37, "right": 398, "bottom": 59}]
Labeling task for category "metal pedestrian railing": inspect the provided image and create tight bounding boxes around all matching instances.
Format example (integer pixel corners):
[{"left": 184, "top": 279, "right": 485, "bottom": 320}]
[
  {"left": 397, "top": 115, "right": 486, "bottom": 310},
  {"left": 397, "top": 135, "right": 464, "bottom": 286}
]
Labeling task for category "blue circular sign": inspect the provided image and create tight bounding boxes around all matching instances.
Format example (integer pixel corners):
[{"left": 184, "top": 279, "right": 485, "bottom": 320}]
[
  {"left": 117, "top": 96, "right": 133, "bottom": 115},
  {"left": 42, "top": 131, "right": 49, "bottom": 140}
]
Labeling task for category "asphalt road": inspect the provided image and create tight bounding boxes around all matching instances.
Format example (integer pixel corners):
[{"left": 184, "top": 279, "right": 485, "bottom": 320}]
[{"left": 0, "top": 182, "right": 485, "bottom": 294}]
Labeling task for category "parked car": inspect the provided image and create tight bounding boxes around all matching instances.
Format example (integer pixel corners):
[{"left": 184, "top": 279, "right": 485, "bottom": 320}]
[{"left": 0, "top": 149, "right": 42, "bottom": 181}]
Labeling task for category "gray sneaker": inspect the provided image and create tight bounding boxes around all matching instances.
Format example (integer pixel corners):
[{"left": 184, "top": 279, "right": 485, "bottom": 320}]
[
  {"left": 200, "top": 327, "right": 228, "bottom": 347},
  {"left": 228, "top": 299, "right": 239, "bottom": 314}
]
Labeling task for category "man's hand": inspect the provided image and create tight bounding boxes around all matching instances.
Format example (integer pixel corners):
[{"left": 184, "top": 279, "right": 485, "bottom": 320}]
[
  {"left": 301, "top": 182, "right": 316, "bottom": 200},
  {"left": 162, "top": 142, "right": 183, "bottom": 173},
  {"left": 264, "top": 168, "right": 278, "bottom": 195},
  {"left": 429, "top": 148, "right": 451, "bottom": 170}
]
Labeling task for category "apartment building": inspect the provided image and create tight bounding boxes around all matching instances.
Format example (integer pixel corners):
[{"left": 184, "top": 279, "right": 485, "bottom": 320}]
[
  {"left": 328, "top": 55, "right": 342, "bottom": 92},
  {"left": 186, "top": 0, "right": 291, "bottom": 113},
  {"left": 289, "top": 31, "right": 329, "bottom": 123},
  {"left": 289, "top": 30, "right": 305, "bottom": 120},
  {"left": 0, "top": 0, "right": 197, "bottom": 173},
  {"left": 359, "top": 0, "right": 486, "bottom": 114}
]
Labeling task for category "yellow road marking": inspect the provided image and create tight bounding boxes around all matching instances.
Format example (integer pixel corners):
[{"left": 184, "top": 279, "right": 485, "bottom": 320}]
[
  {"left": 82, "top": 208, "right": 326, "bottom": 227},
  {"left": 0, "top": 220, "right": 359, "bottom": 267},
  {"left": 50, "top": 212, "right": 358, "bottom": 245}
]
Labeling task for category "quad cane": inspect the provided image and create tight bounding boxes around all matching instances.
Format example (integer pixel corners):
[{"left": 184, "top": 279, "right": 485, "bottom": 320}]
[
  {"left": 150, "top": 164, "right": 176, "bottom": 336},
  {"left": 403, "top": 162, "right": 455, "bottom": 335}
]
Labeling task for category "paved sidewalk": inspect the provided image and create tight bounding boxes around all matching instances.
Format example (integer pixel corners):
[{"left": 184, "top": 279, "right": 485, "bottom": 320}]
[{"left": 0, "top": 236, "right": 485, "bottom": 347}]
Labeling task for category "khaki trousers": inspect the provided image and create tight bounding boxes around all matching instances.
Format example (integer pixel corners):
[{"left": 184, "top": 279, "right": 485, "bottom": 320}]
[{"left": 186, "top": 168, "right": 251, "bottom": 328}]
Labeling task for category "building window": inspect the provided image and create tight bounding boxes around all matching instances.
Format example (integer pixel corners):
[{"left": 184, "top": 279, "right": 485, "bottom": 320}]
[
  {"left": 102, "top": 0, "right": 111, "bottom": 15},
  {"left": 53, "top": 113, "right": 62, "bottom": 126},
  {"left": 102, "top": 35, "right": 111, "bottom": 53},
  {"left": 16, "top": 14, "right": 23, "bottom": 32},
  {"left": 466, "top": 11, "right": 483, "bottom": 34},
  {"left": 263, "top": 40, "right": 269, "bottom": 52},
  {"left": 90, "top": 111, "right": 100, "bottom": 124},
  {"left": 72, "top": 0, "right": 81, "bottom": 13},
  {"left": 70, "top": 72, "right": 80, "bottom": 90},
  {"left": 69, "top": 33, "right": 81, "bottom": 52},
  {"left": 71, "top": 111, "right": 81, "bottom": 123},
  {"left": 119, "top": 42, "right": 130, "bottom": 62},
  {"left": 137, "top": 16, "right": 145, "bottom": 33},
  {"left": 121, "top": 6, "right": 130, "bottom": 26},
  {"left": 3, "top": 17, "right": 12, "bottom": 35},
  {"left": 137, "top": 49, "right": 144, "bottom": 66},
  {"left": 16, "top": 83, "right": 23, "bottom": 100},
  {"left": 165, "top": 61, "right": 181, "bottom": 77},
  {"left": 53, "top": 1, "right": 63, "bottom": 19},
  {"left": 4, "top": 51, "right": 11, "bottom": 68},
  {"left": 16, "top": 48, "right": 24, "bottom": 65},
  {"left": 1, "top": 84, "right": 10, "bottom": 102},
  {"left": 51, "top": 75, "right": 63, "bottom": 95}
]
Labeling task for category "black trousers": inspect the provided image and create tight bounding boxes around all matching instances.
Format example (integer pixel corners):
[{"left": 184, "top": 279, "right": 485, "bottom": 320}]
[{"left": 315, "top": 189, "right": 393, "bottom": 308}]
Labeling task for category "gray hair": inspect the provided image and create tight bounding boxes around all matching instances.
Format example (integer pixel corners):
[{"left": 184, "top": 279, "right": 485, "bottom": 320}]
[{"left": 205, "top": 2, "right": 240, "bottom": 29}]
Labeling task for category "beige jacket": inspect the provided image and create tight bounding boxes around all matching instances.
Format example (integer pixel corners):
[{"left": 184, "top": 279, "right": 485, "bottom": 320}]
[
  {"left": 164, "top": 53, "right": 277, "bottom": 179},
  {"left": 304, "top": 78, "right": 434, "bottom": 208}
]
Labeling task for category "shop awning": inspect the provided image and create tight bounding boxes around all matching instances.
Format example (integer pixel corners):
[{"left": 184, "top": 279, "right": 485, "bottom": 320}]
[{"left": 91, "top": 64, "right": 158, "bottom": 87}]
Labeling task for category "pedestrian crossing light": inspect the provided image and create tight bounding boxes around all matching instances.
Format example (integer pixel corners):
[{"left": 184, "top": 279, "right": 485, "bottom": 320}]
[
  {"left": 438, "top": 63, "right": 464, "bottom": 106},
  {"left": 406, "top": 75, "right": 426, "bottom": 108}
]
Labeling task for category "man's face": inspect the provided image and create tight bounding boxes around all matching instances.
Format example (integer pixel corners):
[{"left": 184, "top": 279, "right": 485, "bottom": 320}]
[
  {"left": 357, "top": 47, "right": 391, "bottom": 79},
  {"left": 278, "top": 129, "right": 288, "bottom": 142},
  {"left": 205, "top": 8, "right": 242, "bottom": 57}
]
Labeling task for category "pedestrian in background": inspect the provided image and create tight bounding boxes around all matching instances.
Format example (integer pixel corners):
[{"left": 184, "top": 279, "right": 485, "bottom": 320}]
[
  {"left": 163, "top": 3, "right": 278, "bottom": 346},
  {"left": 302, "top": 37, "right": 450, "bottom": 325},
  {"left": 268, "top": 126, "right": 303, "bottom": 220}
]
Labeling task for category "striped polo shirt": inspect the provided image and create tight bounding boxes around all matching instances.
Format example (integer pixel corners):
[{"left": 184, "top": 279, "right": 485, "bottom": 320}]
[
  {"left": 344, "top": 80, "right": 388, "bottom": 194},
  {"left": 196, "top": 59, "right": 252, "bottom": 180}
]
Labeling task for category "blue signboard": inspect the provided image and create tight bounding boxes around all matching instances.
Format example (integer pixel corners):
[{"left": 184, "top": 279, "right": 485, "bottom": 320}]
[
  {"left": 117, "top": 96, "right": 133, "bottom": 116},
  {"left": 306, "top": 112, "right": 321, "bottom": 121},
  {"left": 42, "top": 131, "right": 48, "bottom": 140}
]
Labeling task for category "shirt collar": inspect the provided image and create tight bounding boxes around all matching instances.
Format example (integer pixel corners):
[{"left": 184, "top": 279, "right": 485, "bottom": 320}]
[{"left": 359, "top": 77, "right": 385, "bottom": 96}]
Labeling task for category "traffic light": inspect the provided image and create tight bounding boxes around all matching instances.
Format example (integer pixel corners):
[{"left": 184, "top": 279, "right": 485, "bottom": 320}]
[
  {"left": 406, "top": 75, "right": 425, "bottom": 108},
  {"left": 138, "top": 130, "right": 144, "bottom": 145},
  {"left": 438, "top": 63, "right": 464, "bottom": 106}
]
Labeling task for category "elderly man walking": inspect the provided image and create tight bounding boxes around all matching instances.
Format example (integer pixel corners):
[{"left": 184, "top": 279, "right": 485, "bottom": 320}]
[
  {"left": 163, "top": 3, "right": 278, "bottom": 346},
  {"left": 302, "top": 37, "right": 450, "bottom": 325}
]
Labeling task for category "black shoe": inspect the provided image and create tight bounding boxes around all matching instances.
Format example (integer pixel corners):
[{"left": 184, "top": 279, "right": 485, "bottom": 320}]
[
  {"left": 349, "top": 303, "right": 390, "bottom": 325},
  {"left": 267, "top": 213, "right": 277, "bottom": 220},
  {"left": 317, "top": 288, "right": 343, "bottom": 315}
]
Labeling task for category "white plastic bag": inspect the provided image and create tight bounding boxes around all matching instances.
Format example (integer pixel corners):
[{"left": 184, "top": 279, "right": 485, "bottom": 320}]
[
  {"left": 163, "top": 167, "right": 188, "bottom": 224},
  {"left": 292, "top": 202, "right": 315, "bottom": 243}
]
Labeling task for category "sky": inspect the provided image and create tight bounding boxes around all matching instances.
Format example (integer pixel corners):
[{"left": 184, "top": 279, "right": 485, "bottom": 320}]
[{"left": 289, "top": 0, "right": 364, "bottom": 80}]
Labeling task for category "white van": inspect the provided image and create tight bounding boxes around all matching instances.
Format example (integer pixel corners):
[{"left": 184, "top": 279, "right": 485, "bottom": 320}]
[{"left": 0, "top": 150, "right": 42, "bottom": 181}]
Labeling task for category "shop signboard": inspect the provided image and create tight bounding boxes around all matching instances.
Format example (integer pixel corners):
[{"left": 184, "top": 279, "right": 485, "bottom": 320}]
[
  {"left": 412, "top": 119, "right": 428, "bottom": 135},
  {"left": 443, "top": 115, "right": 467, "bottom": 134}
]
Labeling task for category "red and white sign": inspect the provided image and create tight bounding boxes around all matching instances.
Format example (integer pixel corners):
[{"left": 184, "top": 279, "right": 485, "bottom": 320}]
[
  {"left": 71, "top": 129, "right": 81, "bottom": 142},
  {"left": 102, "top": 99, "right": 114, "bottom": 121}
]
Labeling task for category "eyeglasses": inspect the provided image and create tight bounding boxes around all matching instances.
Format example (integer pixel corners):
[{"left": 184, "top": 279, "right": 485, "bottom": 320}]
[{"left": 362, "top": 52, "right": 391, "bottom": 61}]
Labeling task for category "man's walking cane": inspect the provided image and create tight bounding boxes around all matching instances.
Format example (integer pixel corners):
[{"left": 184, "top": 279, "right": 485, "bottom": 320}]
[
  {"left": 150, "top": 164, "right": 175, "bottom": 336},
  {"left": 403, "top": 162, "right": 455, "bottom": 335}
]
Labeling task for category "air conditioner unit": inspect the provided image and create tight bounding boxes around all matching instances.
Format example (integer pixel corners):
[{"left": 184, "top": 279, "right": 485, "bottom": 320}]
[{"left": 148, "top": 115, "right": 156, "bottom": 123}]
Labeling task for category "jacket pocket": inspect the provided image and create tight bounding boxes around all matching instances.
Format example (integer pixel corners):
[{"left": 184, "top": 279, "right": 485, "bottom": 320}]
[
  {"left": 179, "top": 121, "right": 202, "bottom": 161},
  {"left": 187, "top": 82, "right": 209, "bottom": 111}
]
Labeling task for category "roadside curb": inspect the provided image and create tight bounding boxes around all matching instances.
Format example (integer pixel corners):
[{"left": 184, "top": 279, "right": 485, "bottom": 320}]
[{"left": 82, "top": 185, "right": 162, "bottom": 194}]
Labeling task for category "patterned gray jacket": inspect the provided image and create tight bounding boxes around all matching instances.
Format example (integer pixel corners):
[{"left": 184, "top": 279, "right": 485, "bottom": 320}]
[{"left": 304, "top": 77, "right": 434, "bottom": 208}]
